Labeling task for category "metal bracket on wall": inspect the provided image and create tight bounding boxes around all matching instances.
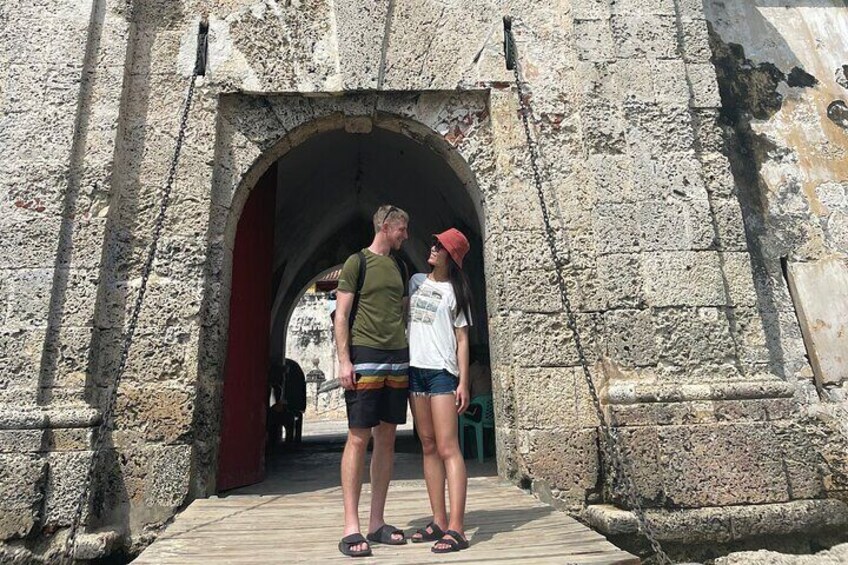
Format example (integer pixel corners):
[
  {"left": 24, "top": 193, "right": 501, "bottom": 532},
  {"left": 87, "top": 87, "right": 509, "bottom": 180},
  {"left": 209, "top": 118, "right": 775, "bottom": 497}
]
[
  {"left": 195, "top": 18, "right": 209, "bottom": 76},
  {"left": 503, "top": 17, "right": 516, "bottom": 71}
]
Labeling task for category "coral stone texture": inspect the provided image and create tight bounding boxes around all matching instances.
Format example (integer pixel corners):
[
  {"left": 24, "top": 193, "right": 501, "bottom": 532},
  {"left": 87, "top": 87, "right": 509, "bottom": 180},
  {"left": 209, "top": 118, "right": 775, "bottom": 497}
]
[{"left": 0, "top": 0, "right": 847, "bottom": 562}]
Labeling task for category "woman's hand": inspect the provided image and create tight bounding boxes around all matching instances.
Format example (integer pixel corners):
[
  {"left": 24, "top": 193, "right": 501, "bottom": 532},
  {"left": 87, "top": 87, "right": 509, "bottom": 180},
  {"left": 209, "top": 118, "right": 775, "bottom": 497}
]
[{"left": 455, "top": 382, "right": 470, "bottom": 414}]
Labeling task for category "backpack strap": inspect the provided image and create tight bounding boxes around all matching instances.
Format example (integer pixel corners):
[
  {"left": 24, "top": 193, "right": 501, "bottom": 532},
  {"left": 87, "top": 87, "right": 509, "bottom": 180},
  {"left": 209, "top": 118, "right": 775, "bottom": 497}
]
[
  {"left": 348, "top": 251, "right": 366, "bottom": 331},
  {"left": 392, "top": 254, "right": 409, "bottom": 297}
]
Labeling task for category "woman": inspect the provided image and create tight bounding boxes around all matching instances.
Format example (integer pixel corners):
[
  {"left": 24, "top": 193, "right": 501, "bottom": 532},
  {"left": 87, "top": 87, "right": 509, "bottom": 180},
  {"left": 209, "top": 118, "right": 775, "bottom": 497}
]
[{"left": 407, "top": 228, "right": 473, "bottom": 553}]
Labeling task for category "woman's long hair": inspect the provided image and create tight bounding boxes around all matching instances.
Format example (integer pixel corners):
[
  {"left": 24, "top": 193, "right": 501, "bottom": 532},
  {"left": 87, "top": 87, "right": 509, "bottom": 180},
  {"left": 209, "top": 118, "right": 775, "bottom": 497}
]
[{"left": 447, "top": 255, "right": 473, "bottom": 323}]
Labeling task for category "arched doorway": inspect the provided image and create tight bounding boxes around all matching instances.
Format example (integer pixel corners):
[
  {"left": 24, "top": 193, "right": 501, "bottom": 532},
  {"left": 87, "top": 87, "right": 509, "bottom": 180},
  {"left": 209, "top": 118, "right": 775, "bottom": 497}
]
[{"left": 213, "top": 115, "right": 491, "bottom": 492}]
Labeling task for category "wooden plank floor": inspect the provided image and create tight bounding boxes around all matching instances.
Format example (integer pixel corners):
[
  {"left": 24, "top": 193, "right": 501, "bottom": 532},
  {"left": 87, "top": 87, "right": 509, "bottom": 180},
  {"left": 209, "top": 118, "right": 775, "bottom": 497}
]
[{"left": 135, "top": 424, "right": 638, "bottom": 564}]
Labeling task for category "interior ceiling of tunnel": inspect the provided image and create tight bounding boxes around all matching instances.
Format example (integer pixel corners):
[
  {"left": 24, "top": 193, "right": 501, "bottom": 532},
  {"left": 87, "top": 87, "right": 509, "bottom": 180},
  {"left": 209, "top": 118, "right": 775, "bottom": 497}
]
[{"left": 267, "top": 126, "right": 485, "bottom": 359}]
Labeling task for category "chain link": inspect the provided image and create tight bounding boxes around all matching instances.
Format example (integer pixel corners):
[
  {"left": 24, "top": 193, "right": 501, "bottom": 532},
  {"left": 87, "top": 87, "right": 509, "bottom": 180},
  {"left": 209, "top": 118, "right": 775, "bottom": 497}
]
[
  {"left": 61, "top": 73, "right": 198, "bottom": 564},
  {"left": 506, "top": 21, "right": 672, "bottom": 565}
]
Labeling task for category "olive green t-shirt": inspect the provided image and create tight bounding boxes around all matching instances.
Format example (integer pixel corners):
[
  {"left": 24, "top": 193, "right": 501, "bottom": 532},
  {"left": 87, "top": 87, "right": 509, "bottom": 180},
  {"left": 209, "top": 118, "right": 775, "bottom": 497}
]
[{"left": 337, "top": 249, "right": 407, "bottom": 350}]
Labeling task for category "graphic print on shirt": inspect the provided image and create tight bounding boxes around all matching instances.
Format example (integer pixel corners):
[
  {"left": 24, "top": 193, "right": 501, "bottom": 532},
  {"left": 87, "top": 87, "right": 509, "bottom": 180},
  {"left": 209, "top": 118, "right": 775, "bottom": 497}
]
[{"left": 410, "top": 284, "right": 443, "bottom": 325}]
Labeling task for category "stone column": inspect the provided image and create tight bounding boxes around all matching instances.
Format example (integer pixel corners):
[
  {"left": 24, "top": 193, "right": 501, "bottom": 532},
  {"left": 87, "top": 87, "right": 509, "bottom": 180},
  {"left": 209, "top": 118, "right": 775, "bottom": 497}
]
[{"left": 0, "top": 0, "right": 131, "bottom": 552}]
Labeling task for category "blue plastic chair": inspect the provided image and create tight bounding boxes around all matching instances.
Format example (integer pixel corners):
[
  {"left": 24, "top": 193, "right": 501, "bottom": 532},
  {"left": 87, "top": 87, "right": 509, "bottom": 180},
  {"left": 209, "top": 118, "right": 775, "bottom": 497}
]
[{"left": 459, "top": 394, "right": 494, "bottom": 463}]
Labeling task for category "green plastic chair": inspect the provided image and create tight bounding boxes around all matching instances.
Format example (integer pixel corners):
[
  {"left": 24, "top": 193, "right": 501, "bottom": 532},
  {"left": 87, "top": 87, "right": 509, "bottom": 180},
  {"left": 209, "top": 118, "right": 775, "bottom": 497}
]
[{"left": 459, "top": 394, "right": 494, "bottom": 463}]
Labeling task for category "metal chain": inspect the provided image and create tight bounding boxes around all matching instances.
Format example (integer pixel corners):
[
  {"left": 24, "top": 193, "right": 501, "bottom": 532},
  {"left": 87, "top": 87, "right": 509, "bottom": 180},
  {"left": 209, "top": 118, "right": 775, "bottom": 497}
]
[
  {"left": 61, "top": 73, "right": 198, "bottom": 564},
  {"left": 505, "top": 20, "right": 672, "bottom": 565}
]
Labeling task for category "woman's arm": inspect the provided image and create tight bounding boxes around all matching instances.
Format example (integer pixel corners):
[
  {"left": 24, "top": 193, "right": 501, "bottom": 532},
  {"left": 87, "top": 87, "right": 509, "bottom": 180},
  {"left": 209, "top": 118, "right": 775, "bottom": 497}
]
[{"left": 455, "top": 325, "right": 470, "bottom": 414}]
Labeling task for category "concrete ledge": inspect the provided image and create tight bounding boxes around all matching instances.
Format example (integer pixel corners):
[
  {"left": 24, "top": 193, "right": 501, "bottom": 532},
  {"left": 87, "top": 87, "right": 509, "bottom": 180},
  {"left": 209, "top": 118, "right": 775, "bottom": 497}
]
[
  {"left": 581, "top": 499, "right": 848, "bottom": 543},
  {"left": 0, "top": 406, "right": 101, "bottom": 430},
  {"left": 74, "top": 529, "right": 125, "bottom": 560},
  {"left": 605, "top": 380, "right": 796, "bottom": 405}
]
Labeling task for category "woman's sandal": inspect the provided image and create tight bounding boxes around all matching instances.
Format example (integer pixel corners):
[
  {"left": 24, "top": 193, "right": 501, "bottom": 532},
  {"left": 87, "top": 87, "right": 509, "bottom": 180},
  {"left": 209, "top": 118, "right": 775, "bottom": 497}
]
[
  {"left": 366, "top": 524, "right": 407, "bottom": 545},
  {"left": 338, "top": 533, "right": 372, "bottom": 557},
  {"left": 411, "top": 521, "right": 445, "bottom": 543},
  {"left": 431, "top": 529, "right": 470, "bottom": 553}
]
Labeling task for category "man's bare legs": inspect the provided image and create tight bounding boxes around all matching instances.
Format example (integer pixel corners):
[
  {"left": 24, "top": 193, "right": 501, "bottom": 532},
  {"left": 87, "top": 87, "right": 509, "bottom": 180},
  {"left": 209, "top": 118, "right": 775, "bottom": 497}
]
[
  {"left": 409, "top": 396, "right": 448, "bottom": 540},
  {"left": 341, "top": 427, "right": 371, "bottom": 553},
  {"left": 368, "top": 422, "right": 404, "bottom": 541}
]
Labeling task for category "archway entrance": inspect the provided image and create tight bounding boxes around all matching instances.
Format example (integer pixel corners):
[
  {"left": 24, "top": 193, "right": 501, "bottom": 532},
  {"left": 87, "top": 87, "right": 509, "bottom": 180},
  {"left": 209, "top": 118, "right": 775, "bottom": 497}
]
[{"left": 216, "top": 121, "right": 491, "bottom": 492}]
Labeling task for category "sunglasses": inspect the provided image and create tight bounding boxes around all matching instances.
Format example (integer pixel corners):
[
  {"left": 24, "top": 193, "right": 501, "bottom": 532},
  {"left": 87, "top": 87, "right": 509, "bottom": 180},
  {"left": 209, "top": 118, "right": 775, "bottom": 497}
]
[
  {"left": 381, "top": 206, "right": 398, "bottom": 226},
  {"left": 431, "top": 238, "right": 444, "bottom": 251}
]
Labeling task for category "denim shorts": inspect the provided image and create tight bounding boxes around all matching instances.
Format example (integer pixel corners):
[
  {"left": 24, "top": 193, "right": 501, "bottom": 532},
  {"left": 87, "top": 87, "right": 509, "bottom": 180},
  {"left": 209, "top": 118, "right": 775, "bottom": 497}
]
[{"left": 408, "top": 367, "right": 458, "bottom": 396}]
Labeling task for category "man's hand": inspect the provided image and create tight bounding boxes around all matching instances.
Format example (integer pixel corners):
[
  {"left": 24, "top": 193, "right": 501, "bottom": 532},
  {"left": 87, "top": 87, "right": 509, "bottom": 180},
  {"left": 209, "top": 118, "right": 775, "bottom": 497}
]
[
  {"left": 455, "top": 382, "right": 470, "bottom": 414},
  {"left": 339, "top": 360, "right": 356, "bottom": 391}
]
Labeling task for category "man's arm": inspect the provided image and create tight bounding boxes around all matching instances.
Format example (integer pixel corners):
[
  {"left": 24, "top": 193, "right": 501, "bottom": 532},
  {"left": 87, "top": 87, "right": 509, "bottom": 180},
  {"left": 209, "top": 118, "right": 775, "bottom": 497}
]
[{"left": 334, "top": 290, "right": 356, "bottom": 390}]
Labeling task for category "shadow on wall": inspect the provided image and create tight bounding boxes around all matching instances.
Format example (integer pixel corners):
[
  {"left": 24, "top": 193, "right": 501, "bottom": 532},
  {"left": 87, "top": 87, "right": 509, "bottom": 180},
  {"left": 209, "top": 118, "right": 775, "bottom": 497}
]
[
  {"left": 83, "top": 1, "right": 189, "bottom": 546},
  {"left": 705, "top": 2, "right": 845, "bottom": 382}
]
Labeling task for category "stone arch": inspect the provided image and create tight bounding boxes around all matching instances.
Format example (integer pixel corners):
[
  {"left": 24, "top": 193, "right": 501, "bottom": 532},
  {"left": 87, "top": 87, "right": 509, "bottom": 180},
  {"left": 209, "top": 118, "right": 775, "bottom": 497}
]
[{"left": 192, "top": 92, "right": 499, "bottom": 494}]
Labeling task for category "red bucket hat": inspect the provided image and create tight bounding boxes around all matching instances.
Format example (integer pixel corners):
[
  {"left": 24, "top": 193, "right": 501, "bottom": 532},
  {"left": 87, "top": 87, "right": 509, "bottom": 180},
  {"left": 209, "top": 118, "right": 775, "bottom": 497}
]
[{"left": 434, "top": 228, "right": 470, "bottom": 269}]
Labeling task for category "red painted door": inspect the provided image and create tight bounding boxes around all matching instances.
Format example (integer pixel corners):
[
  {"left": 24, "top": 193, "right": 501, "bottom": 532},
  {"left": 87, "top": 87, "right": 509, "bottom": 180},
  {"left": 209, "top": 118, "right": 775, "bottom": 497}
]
[{"left": 217, "top": 166, "right": 276, "bottom": 491}]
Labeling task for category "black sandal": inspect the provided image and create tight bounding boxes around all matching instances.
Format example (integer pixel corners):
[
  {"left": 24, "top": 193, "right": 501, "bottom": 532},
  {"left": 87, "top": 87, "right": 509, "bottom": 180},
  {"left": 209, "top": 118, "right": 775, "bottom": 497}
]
[
  {"left": 411, "top": 521, "right": 445, "bottom": 543},
  {"left": 431, "top": 529, "right": 469, "bottom": 553},
  {"left": 338, "top": 533, "right": 372, "bottom": 557},
  {"left": 366, "top": 524, "right": 407, "bottom": 545}
]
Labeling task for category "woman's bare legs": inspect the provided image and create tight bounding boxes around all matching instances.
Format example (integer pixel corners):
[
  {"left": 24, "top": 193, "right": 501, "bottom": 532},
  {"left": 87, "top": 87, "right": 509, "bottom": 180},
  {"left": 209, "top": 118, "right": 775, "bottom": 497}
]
[
  {"left": 430, "top": 393, "right": 467, "bottom": 549},
  {"left": 410, "top": 395, "right": 448, "bottom": 540}
]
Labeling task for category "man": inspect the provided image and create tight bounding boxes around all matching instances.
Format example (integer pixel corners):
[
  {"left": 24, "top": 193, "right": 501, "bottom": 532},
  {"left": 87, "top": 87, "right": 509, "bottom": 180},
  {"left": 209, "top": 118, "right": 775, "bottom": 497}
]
[
  {"left": 281, "top": 359, "right": 307, "bottom": 443},
  {"left": 267, "top": 358, "right": 307, "bottom": 444},
  {"left": 335, "top": 205, "right": 410, "bottom": 558}
]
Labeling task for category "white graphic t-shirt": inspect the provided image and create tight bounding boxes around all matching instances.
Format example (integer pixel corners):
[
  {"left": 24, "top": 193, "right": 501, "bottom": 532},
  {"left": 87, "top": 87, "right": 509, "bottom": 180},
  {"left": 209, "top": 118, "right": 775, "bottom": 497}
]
[{"left": 408, "top": 273, "right": 470, "bottom": 376}]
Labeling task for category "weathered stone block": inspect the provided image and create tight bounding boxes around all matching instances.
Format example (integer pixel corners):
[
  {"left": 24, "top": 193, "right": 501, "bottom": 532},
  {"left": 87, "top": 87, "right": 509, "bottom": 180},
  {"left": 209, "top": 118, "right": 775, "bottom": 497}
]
[
  {"left": 44, "top": 451, "right": 92, "bottom": 527},
  {"left": 504, "top": 269, "right": 561, "bottom": 313},
  {"left": 610, "top": 426, "right": 664, "bottom": 505},
  {"left": 652, "top": 307, "right": 739, "bottom": 377},
  {"left": 513, "top": 367, "right": 598, "bottom": 430},
  {"left": 604, "top": 308, "right": 657, "bottom": 367},
  {"left": 571, "top": 0, "right": 611, "bottom": 20},
  {"left": 510, "top": 312, "right": 579, "bottom": 367},
  {"left": 588, "top": 153, "right": 634, "bottom": 202},
  {"left": 113, "top": 383, "right": 193, "bottom": 444},
  {"left": 625, "top": 102, "right": 695, "bottom": 157},
  {"left": 652, "top": 59, "right": 690, "bottom": 105},
  {"left": 691, "top": 108, "right": 726, "bottom": 154},
  {"left": 596, "top": 253, "right": 645, "bottom": 309},
  {"left": 700, "top": 151, "right": 737, "bottom": 199},
  {"left": 722, "top": 252, "right": 758, "bottom": 307},
  {"left": 643, "top": 251, "right": 727, "bottom": 307},
  {"left": 573, "top": 19, "right": 615, "bottom": 62},
  {"left": 579, "top": 98, "right": 627, "bottom": 154},
  {"left": 638, "top": 198, "right": 714, "bottom": 252},
  {"left": 713, "top": 196, "right": 749, "bottom": 251},
  {"left": 496, "top": 230, "right": 556, "bottom": 272},
  {"left": 679, "top": 17, "right": 713, "bottom": 63},
  {"left": 610, "top": 0, "right": 676, "bottom": 15},
  {"left": 610, "top": 14, "right": 678, "bottom": 59},
  {"left": 0, "top": 454, "right": 46, "bottom": 539},
  {"left": 521, "top": 428, "right": 599, "bottom": 501},
  {"left": 144, "top": 444, "right": 191, "bottom": 507},
  {"left": 687, "top": 62, "right": 722, "bottom": 108},
  {"left": 592, "top": 202, "right": 640, "bottom": 254},
  {"left": 658, "top": 423, "right": 790, "bottom": 507}
]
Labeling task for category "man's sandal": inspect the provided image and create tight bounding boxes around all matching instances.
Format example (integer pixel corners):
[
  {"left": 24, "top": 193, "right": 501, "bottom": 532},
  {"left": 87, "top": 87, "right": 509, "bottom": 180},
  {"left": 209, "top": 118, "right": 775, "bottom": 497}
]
[
  {"left": 431, "top": 530, "right": 470, "bottom": 553},
  {"left": 338, "top": 533, "right": 372, "bottom": 557},
  {"left": 411, "top": 521, "right": 445, "bottom": 543},
  {"left": 366, "top": 524, "right": 407, "bottom": 545}
]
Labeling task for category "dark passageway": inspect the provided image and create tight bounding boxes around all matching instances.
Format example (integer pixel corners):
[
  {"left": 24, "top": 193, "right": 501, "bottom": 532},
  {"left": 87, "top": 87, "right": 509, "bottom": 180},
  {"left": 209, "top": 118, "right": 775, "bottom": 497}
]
[
  {"left": 217, "top": 122, "right": 493, "bottom": 493},
  {"left": 268, "top": 126, "right": 488, "bottom": 363}
]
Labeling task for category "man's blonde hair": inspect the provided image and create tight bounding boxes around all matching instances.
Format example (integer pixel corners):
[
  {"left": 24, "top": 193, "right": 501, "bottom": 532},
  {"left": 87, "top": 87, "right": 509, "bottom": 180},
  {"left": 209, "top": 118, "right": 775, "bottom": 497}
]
[{"left": 373, "top": 204, "right": 409, "bottom": 233}]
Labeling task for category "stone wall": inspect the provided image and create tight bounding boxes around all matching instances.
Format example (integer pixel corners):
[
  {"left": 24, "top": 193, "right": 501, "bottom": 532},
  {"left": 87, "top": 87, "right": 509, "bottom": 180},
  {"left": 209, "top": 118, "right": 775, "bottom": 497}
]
[
  {"left": 284, "top": 289, "right": 346, "bottom": 420},
  {"left": 0, "top": 0, "right": 847, "bottom": 562}
]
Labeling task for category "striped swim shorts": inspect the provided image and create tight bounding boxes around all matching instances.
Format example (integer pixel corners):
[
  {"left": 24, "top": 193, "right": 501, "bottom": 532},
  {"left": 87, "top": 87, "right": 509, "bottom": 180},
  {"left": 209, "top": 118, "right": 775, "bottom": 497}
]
[{"left": 345, "top": 345, "right": 409, "bottom": 428}]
